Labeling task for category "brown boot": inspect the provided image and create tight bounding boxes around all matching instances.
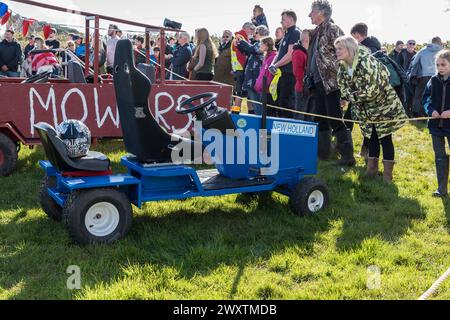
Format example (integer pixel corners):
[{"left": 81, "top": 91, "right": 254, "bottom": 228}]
[
  {"left": 366, "top": 157, "right": 379, "bottom": 177},
  {"left": 382, "top": 160, "right": 395, "bottom": 183},
  {"left": 360, "top": 145, "right": 369, "bottom": 164}
]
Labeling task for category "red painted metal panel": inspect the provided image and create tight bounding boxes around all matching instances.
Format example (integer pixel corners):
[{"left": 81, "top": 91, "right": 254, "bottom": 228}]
[{"left": 0, "top": 81, "right": 232, "bottom": 144}]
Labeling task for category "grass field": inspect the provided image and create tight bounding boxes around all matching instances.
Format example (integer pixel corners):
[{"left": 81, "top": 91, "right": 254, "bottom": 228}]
[{"left": 0, "top": 122, "right": 449, "bottom": 300}]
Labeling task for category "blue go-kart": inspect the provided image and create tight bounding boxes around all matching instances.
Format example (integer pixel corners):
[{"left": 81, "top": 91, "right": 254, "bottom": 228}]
[{"left": 36, "top": 40, "right": 329, "bottom": 244}]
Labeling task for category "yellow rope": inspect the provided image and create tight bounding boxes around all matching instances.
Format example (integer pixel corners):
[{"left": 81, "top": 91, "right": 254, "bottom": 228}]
[
  {"left": 244, "top": 96, "right": 433, "bottom": 125},
  {"left": 152, "top": 60, "right": 435, "bottom": 125}
]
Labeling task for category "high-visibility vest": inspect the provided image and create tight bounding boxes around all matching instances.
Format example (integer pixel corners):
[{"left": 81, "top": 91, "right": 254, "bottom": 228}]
[{"left": 231, "top": 46, "right": 244, "bottom": 72}]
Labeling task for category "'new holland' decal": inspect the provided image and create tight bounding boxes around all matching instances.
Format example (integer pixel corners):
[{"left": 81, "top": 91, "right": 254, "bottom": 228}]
[{"left": 272, "top": 121, "right": 316, "bottom": 138}]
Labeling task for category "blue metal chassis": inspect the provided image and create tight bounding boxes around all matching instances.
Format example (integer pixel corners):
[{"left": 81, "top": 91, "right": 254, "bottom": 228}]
[{"left": 40, "top": 114, "right": 319, "bottom": 209}]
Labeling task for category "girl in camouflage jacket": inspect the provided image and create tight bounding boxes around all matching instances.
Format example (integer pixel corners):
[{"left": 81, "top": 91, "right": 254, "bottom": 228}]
[{"left": 335, "top": 36, "right": 408, "bottom": 182}]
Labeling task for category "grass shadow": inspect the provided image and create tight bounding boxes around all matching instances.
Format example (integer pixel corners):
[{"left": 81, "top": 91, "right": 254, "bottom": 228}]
[
  {"left": 334, "top": 169, "right": 426, "bottom": 251},
  {"left": 442, "top": 197, "right": 450, "bottom": 232},
  {"left": 0, "top": 140, "right": 432, "bottom": 299},
  {"left": 0, "top": 191, "right": 333, "bottom": 299}
]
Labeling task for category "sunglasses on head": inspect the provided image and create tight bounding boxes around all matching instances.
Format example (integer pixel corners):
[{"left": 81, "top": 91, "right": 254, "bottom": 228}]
[{"left": 408, "top": 42, "right": 416, "bottom": 45}]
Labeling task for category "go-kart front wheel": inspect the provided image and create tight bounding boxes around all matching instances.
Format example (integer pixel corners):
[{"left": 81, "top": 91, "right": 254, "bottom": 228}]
[
  {"left": 62, "top": 188, "right": 133, "bottom": 245},
  {"left": 289, "top": 177, "right": 329, "bottom": 217},
  {"left": 0, "top": 132, "right": 18, "bottom": 177},
  {"left": 39, "top": 175, "right": 62, "bottom": 221}
]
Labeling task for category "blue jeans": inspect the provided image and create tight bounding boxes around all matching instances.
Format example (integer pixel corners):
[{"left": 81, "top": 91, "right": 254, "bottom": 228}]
[
  {"left": 432, "top": 135, "right": 450, "bottom": 159},
  {"left": 0, "top": 70, "right": 20, "bottom": 77},
  {"left": 247, "top": 89, "right": 262, "bottom": 115}
]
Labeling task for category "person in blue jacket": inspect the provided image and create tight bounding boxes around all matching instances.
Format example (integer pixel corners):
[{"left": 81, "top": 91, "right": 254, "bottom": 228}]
[
  {"left": 410, "top": 37, "right": 443, "bottom": 117},
  {"left": 423, "top": 49, "right": 450, "bottom": 197},
  {"left": 73, "top": 36, "right": 88, "bottom": 60},
  {"left": 252, "top": 5, "right": 269, "bottom": 30}
]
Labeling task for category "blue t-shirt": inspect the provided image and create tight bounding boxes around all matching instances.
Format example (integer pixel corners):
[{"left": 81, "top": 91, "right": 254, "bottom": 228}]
[
  {"left": 275, "top": 25, "right": 301, "bottom": 74},
  {"left": 75, "top": 44, "right": 86, "bottom": 59}
]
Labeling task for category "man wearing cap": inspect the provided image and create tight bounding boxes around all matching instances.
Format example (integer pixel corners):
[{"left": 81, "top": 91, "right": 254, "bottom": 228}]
[
  {"left": 106, "top": 24, "right": 120, "bottom": 74},
  {"left": 24, "top": 35, "right": 36, "bottom": 58},
  {"left": 45, "top": 28, "right": 60, "bottom": 50},
  {"left": 73, "top": 35, "right": 86, "bottom": 60}
]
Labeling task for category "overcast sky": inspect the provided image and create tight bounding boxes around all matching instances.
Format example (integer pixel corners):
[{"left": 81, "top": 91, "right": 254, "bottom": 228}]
[{"left": 1, "top": 0, "right": 449, "bottom": 43}]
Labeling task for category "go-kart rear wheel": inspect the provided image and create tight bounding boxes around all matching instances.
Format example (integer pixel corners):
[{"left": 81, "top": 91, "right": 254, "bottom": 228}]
[
  {"left": 62, "top": 188, "right": 133, "bottom": 245},
  {"left": 39, "top": 176, "right": 62, "bottom": 222},
  {"left": 289, "top": 177, "right": 329, "bottom": 217},
  {"left": 0, "top": 133, "right": 18, "bottom": 177}
]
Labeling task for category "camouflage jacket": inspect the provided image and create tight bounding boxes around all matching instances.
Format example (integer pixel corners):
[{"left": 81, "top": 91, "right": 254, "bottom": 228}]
[
  {"left": 337, "top": 47, "right": 408, "bottom": 139},
  {"left": 308, "top": 19, "right": 344, "bottom": 94}
]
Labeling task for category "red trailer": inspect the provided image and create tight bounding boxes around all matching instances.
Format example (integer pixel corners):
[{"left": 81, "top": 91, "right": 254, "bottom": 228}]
[{"left": 0, "top": 0, "right": 233, "bottom": 176}]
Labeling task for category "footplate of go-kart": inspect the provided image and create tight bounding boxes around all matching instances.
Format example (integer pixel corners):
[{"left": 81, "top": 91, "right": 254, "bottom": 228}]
[{"left": 201, "top": 173, "right": 274, "bottom": 191}]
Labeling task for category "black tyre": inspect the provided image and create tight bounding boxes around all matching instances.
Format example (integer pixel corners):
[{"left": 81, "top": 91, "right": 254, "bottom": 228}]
[
  {"left": 0, "top": 133, "right": 18, "bottom": 177},
  {"left": 39, "top": 176, "right": 63, "bottom": 221},
  {"left": 62, "top": 188, "right": 133, "bottom": 245},
  {"left": 289, "top": 177, "right": 329, "bottom": 217}
]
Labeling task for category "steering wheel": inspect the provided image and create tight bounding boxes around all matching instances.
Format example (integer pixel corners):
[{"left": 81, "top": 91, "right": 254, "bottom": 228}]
[{"left": 176, "top": 92, "right": 218, "bottom": 115}]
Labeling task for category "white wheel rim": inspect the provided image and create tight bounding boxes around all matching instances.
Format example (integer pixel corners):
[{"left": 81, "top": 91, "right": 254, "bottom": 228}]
[
  {"left": 308, "top": 190, "right": 325, "bottom": 213},
  {"left": 85, "top": 202, "right": 120, "bottom": 237}
]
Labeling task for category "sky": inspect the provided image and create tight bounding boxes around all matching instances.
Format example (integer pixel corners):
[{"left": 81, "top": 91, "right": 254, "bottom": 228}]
[{"left": 1, "top": 0, "right": 449, "bottom": 44}]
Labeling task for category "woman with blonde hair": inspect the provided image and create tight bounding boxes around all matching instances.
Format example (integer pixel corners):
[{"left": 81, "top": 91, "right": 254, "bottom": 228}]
[
  {"left": 335, "top": 35, "right": 407, "bottom": 182},
  {"left": 192, "top": 28, "right": 218, "bottom": 81},
  {"left": 31, "top": 37, "right": 59, "bottom": 75}
]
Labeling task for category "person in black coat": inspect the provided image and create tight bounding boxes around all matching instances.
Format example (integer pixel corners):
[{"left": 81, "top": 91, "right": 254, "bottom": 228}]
[
  {"left": 398, "top": 40, "right": 417, "bottom": 71},
  {"left": 134, "top": 36, "right": 148, "bottom": 65},
  {"left": 350, "top": 23, "right": 381, "bottom": 54},
  {"left": 399, "top": 40, "right": 418, "bottom": 116},
  {"left": 423, "top": 49, "right": 450, "bottom": 197},
  {"left": 0, "top": 30, "right": 22, "bottom": 77},
  {"left": 170, "top": 32, "right": 192, "bottom": 80},
  {"left": 389, "top": 40, "right": 405, "bottom": 65}
]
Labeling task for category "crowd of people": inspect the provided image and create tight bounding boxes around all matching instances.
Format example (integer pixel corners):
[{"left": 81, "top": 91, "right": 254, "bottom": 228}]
[
  {"left": 206, "top": 1, "right": 448, "bottom": 191},
  {"left": 0, "top": 24, "right": 156, "bottom": 78},
  {"left": 0, "top": 1, "right": 449, "bottom": 195}
]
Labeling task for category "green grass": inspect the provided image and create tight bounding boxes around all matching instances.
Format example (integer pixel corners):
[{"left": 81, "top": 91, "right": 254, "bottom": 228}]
[{"left": 1, "top": 123, "right": 450, "bottom": 300}]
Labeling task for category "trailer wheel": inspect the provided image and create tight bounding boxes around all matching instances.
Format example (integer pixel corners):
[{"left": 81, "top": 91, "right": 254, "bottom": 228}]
[
  {"left": 63, "top": 188, "right": 133, "bottom": 245},
  {"left": 39, "top": 176, "right": 62, "bottom": 221},
  {"left": 289, "top": 177, "right": 329, "bottom": 217},
  {"left": 0, "top": 133, "right": 18, "bottom": 177}
]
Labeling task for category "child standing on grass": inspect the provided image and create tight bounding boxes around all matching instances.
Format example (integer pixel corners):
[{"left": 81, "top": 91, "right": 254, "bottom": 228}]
[{"left": 423, "top": 49, "right": 450, "bottom": 197}]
